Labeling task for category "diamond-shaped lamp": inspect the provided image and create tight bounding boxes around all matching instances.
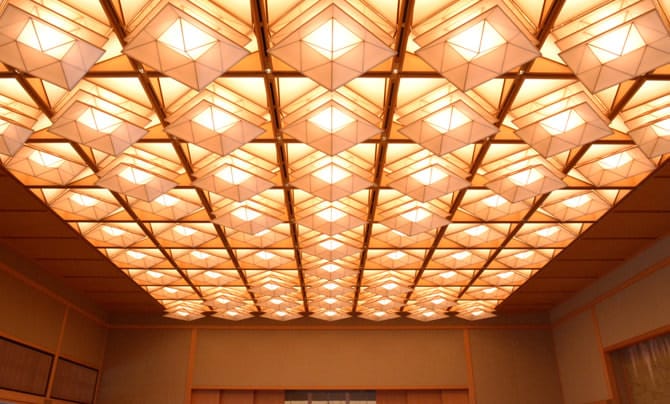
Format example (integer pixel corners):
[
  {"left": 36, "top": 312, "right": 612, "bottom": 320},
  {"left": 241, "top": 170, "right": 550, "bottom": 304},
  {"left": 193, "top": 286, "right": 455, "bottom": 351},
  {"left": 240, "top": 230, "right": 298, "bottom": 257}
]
[
  {"left": 414, "top": 4, "right": 539, "bottom": 90},
  {"left": 513, "top": 96, "right": 612, "bottom": 157},
  {"left": 291, "top": 159, "right": 371, "bottom": 201},
  {"left": 49, "top": 101, "right": 148, "bottom": 156},
  {"left": 0, "top": 118, "right": 32, "bottom": 156},
  {"left": 123, "top": 4, "right": 250, "bottom": 90},
  {"left": 387, "top": 164, "right": 470, "bottom": 202},
  {"left": 269, "top": 4, "right": 395, "bottom": 90},
  {"left": 282, "top": 100, "right": 381, "bottom": 155},
  {"left": 485, "top": 165, "right": 565, "bottom": 203},
  {"left": 0, "top": 5, "right": 104, "bottom": 89},
  {"left": 399, "top": 100, "right": 498, "bottom": 155},
  {"left": 554, "top": 0, "right": 670, "bottom": 92},
  {"left": 166, "top": 100, "right": 264, "bottom": 156},
  {"left": 96, "top": 163, "right": 177, "bottom": 202}
]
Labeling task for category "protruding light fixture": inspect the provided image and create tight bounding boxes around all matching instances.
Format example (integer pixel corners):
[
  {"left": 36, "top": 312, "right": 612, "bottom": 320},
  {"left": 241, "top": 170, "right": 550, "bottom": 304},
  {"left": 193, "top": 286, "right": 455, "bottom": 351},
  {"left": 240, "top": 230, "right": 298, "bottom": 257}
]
[
  {"left": 193, "top": 161, "right": 274, "bottom": 201},
  {"left": 5, "top": 147, "right": 88, "bottom": 185},
  {"left": 166, "top": 101, "right": 265, "bottom": 156},
  {"left": 282, "top": 100, "right": 382, "bottom": 155},
  {"left": 575, "top": 148, "right": 655, "bottom": 186},
  {"left": 303, "top": 237, "right": 360, "bottom": 260},
  {"left": 413, "top": 4, "right": 539, "bottom": 90},
  {"left": 49, "top": 101, "right": 149, "bottom": 156},
  {"left": 269, "top": 3, "right": 395, "bottom": 90},
  {"left": 298, "top": 205, "right": 364, "bottom": 235},
  {"left": 381, "top": 205, "right": 449, "bottom": 236},
  {"left": 213, "top": 205, "right": 282, "bottom": 234},
  {"left": 0, "top": 118, "right": 32, "bottom": 156},
  {"left": 554, "top": 0, "right": 670, "bottom": 92},
  {"left": 485, "top": 165, "right": 565, "bottom": 203},
  {"left": 541, "top": 191, "right": 611, "bottom": 221},
  {"left": 49, "top": 190, "right": 120, "bottom": 220},
  {"left": 0, "top": 5, "right": 104, "bottom": 89},
  {"left": 399, "top": 101, "right": 498, "bottom": 155},
  {"left": 123, "top": 4, "right": 250, "bottom": 90},
  {"left": 291, "top": 158, "right": 371, "bottom": 201},
  {"left": 513, "top": 96, "right": 611, "bottom": 157},
  {"left": 96, "top": 163, "right": 177, "bottom": 202},
  {"left": 388, "top": 163, "right": 470, "bottom": 202}
]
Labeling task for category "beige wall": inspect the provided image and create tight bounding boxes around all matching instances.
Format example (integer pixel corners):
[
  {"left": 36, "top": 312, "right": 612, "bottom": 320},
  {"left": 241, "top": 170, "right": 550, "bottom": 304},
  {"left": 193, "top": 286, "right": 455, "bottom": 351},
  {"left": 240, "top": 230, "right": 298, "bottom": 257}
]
[
  {"left": 469, "top": 328, "right": 563, "bottom": 404},
  {"left": 96, "top": 324, "right": 563, "bottom": 404},
  {"left": 551, "top": 236, "right": 670, "bottom": 404}
]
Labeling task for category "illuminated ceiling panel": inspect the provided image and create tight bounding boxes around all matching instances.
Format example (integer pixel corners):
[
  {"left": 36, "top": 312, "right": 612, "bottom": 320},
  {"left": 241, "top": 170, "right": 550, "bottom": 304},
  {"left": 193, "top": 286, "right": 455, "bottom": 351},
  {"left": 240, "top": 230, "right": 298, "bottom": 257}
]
[{"left": 0, "top": 0, "right": 669, "bottom": 323}]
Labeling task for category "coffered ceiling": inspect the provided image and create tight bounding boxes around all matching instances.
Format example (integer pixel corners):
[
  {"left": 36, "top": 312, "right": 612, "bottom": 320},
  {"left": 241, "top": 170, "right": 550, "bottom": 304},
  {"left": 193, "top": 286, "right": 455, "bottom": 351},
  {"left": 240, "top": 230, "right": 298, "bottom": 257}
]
[{"left": 1, "top": 0, "right": 669, "bottom": 322}]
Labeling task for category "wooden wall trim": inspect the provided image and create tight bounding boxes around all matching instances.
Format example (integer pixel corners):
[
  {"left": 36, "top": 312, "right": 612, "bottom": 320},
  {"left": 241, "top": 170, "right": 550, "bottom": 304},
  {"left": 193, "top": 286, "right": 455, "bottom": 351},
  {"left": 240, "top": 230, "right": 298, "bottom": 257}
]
[
  {"left": 591, "top": 307, "right": 614, "bottom": 402},
  {"left": 191, "top": 385, "right": 469, "bottom": 391},
  {"left": 603, "top": 324, "right": 670, "bottom": 352},
  {"left": 185, "top": 329, "right": 198, "bottom": 404},
  {"left": 46, "top": 306, "right": 69, "bottom": 399},
  {"left": 108, "top": 323, "right": 551, "bottom": 331},
  {"left": 463, "top": 330, "right": 476, "bottom": 404}
]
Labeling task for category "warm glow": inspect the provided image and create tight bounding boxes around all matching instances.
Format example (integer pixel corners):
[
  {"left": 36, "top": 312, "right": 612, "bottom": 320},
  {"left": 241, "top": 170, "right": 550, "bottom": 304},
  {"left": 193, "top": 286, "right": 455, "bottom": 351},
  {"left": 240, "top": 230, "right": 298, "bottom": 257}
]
[
  {"left": 226, "top": 310, "right": 239, "bottom": 317},
  {"left": 563, "top": 194, "right": 591, "bottom": 208},
  {"left": 540, "top": 110, "right": 585, "bottom": 135},
  {"left": 29, "top": 150, "right": 64, "bottom": 168},
  {"left": 163, "top": 287, "right": 177, "bottom": 294},
  {"left": 483, "top": 287, "right": 497, "bottom": 294},
  {"left": 320, "top": 239, "right": 343, "bottom": 250},
  {"left": 451, "top": 251, "right": 472, "bottom": 260},
  {"left": 497, "top": 271, "right": 514, "bottom": 279},
  {"left": 401, "top": 207, "right": 431, "bottom": 223},
  {"left": 324, "top": 282, "right": 338, "bottom": 290},
  {"left": 379, "top": 298, "right": 392, "bottom": 305},
  {"left": 69, "top": 193, "right": 99, "bottom": 207},
  {"left": 324, "top": 297, "right": 338, "bottom": 304},
  {"left": 308, "top": 106, "right": 354, "bottom": 132},
  {"left": 270, "top": 298, "right": 283, "bottom": 305},
  {"left": 264, "top": 283, "right": 280, "bottom": 291},
  {"left": 256, "top": 251, "right": 277, "bottom": 260},
  {"left": 174, "top": 225, "right": 197, "bottom": 237},
  {"left": 158, "top": 18, "right": 216, "bottom": 60},
  {"left": 276, "top": 310, "right": 288, "bottom": 317},
  {"left": 472, "top": 310, "right": 483, "bottom": 316},
  {"left": 254, "top": 229, "right": 271, "bottom": 237},
  {"left": 589, "top": 24, "right": 645, "bottom": 64},
  {"left": 482, "top": 194, "right": 507, "bottom": 207},
  {"left": 382, "top": 282, "right": 398, "bottom": 290},
  {"left": 147, "top": 270, "right": 163, "bottom": 279},
  {"left": 216, "top": 297, "right": 230, "bottom": 304},
  {"left": 127, "top": 250, "right": 146, "bottom": 259},
  {"left": 509, "top": 168, "right": 543, "bottom": 186},
  {"left": 465, "top": 225, "right": 488, "bottom": 237},
  {"left": 651, "top": 119, "right": 670, "bottom": 137},
  {"left": 514, "top": 250, "right": 534, "bottom": 259},
  {"left": 102, "top": 225, "right": 125, "bottom": 236},
  {"left": 323, "top": 263, "right": 340, "bottom": 273},
  {"left": 312, "top": 164, "right": 351, "bottom": 184},
  {"left": 411, "top": 165, "right": 448, "bottom": 185},
  {"left": 77, "top": 108, "right": 123, "bottom": 134},
  {"left": 215, "top": 165, "right": 251, "bottom": 185},
  {"left": 386, "top": 250, "right": 406, "bottom": 260},
  {"left": 598, "top": 152, "right": 632, "bottom": 169},
  {"left": 177, "top": 310, "right": 190, "bottom": 317},
  {"left": 536, "top": 226, "right": 560, "bottom": 237},
  {"left": 231, "top": 206, "right": 261, "bottom": 221},
  {"left": 448, "top": 20, "right": 506, "bottom": 61},
  {"left": 425, "top": 106, "right": 471, "bottom": 132},
  {"left": 422, "top": 311, "right": 435, "bottom": 318},
  {"left": 155, "top": 194, "right": 179, "bottom": 207},
  {"left": 17, "top": 19, "right": 73, "bottom": 59},
  {"left": 440, "top": 270, "right": 456, "bottom": 279},
  {"left": 119, "top": 167, "right": 153, "bottom": 185},
  {"left": 432, "top": 298, "right": 446, "bottom": 304},
  {"left": 316, "top": 207, "right": 347, "bottom": 222},
  {"left": 191, "top": 250, "right": 211, "bottom": 260},
  {"left": 192, "top": 106, "right": 239, "bottom": 132},
  {"left": 374, "top": 311, "right": 386, "bottom": 317},
  {"left": 205, "top": 270, "right": 222, "bottom": 279},
  {"left": 325, "top": 310, "right": 337, "bottom": 317},
  {"left": 303, "top": 19, "right": 362, "bottom": 60}
]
